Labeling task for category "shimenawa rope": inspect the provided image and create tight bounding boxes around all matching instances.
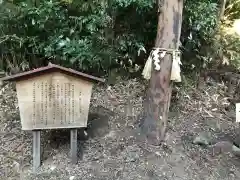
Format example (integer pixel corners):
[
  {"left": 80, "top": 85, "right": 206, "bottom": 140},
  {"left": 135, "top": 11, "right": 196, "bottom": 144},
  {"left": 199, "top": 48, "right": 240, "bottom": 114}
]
[{"left": 141, "top": 48, "right": 182, "bottom": 82}]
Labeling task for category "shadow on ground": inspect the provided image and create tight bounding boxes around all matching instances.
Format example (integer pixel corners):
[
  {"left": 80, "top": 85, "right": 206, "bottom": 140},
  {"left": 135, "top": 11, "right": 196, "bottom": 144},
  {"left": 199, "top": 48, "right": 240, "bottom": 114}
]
[
  {"left": 86, "top": 106, "right": 114, "bottom": 139},
  {"left": 40, "top": 105, "right": 114, "bottom": 163}
]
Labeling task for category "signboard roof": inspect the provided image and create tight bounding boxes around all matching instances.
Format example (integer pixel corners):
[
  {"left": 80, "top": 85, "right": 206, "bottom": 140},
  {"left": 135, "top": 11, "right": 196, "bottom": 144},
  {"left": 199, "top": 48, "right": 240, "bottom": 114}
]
[{"left": 0, "top": 63, "right": 105, "bottom": 83}]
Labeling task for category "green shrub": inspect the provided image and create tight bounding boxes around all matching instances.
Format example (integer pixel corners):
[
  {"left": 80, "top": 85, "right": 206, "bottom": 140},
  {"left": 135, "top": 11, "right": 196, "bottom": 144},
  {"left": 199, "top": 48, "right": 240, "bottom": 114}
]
[
  {"left": 1, "top": 0, "right": 239, "bottom": 77},
  {"left": 0, "top": 0, "right": 156, "bottom": 75}
]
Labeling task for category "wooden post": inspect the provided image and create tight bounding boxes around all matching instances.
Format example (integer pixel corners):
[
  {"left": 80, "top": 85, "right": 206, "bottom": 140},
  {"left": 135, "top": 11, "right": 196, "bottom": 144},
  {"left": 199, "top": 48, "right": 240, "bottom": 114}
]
[
  {"left": 70, "top": 129, "right": 78, "bottom": 164},
  {"left": 33, "top": 130, "right": 41, "bottom": 173},
  {"left": 78, "top": 128, "right": 84, "bottom": 160},
  {"left": 140, "top": 0, "right": 184, "bottom": 145}
]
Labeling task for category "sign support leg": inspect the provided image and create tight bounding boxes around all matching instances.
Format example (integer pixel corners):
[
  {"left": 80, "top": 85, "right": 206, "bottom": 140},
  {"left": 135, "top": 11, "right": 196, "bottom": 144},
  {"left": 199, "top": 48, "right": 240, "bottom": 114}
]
[
  {"left": 70, "top": 128, "right": 78, "bottom": 164},
  {"left": 33, "top": 130, "right": 41, "bottom": 173},
  {"left": 80, "top": 128, "right": 84, "bottom": 160}
]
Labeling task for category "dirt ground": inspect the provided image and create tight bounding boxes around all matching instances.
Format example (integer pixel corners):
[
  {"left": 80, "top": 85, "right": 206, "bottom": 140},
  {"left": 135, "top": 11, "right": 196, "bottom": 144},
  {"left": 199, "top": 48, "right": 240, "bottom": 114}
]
[{"left": 1, "top": 78, "right": 240, "bottom": 180}]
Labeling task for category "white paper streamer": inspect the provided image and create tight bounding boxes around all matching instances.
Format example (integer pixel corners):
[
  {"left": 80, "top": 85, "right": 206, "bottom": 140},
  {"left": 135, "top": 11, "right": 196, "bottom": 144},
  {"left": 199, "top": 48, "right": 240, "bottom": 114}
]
[
  {"left": 170, "top": 51, "right": 182, "bottom": 82},
  {"left": 152, "top": 49, "right": 161, "bottom": 70},
  {"left": 142, "top": 53, "right": 153, "bottom": 80},
  {"left": 142, "top": 48, "right": 182, "bottom": 82}
]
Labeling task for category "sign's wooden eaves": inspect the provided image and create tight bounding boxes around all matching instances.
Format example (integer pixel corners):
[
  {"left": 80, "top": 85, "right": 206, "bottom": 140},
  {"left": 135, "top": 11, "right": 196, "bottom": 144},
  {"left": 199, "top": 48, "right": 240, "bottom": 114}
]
[{"left": 0, "top": 63, "right": 105, "bottom": 83}]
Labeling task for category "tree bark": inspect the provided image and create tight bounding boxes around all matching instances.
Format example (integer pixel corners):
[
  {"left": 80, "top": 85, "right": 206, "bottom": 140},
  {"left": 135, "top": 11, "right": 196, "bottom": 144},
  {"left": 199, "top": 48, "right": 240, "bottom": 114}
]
[
  {"left": 219, "top": 0, "right": 227, "bottom": 21},
  {"left": 140, "top": 0, "right": 183, "bottom": 145}
]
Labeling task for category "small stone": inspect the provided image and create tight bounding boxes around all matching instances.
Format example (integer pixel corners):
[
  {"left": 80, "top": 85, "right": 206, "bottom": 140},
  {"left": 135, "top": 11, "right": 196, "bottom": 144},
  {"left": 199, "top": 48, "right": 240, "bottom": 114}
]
[
  {"left": 69, "top": 176, "right": 75, "bottom": 180},
  {"left": 233, "top": 135, "right": 240, "bottom": 147},
  {"left": 50, "top": 165, "right": 56, "bottom": 171},
  {"left": 12, "top": 161, "right": 20, "bottom": 173},
  {"left": 193, "top": 132, "right": 212, "bottom": 146},
  {"left": 232, "top": 145, "right": 240, "bottom": 156},
  {"left": 126, "top": 151, "right": 139, "bottom": 162},
  {"left": 104, "top": 131, "right": 116, "bottom": 139},
  {"left": 211, "top": 141, "right": 233, "bottom": 155}
]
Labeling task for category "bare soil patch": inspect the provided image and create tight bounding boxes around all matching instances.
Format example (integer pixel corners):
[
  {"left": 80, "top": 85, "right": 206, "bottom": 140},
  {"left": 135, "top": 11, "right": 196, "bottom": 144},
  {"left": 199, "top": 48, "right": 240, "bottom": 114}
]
[{"left": 1, "top": 78, "right": 240, "bottom": 180}]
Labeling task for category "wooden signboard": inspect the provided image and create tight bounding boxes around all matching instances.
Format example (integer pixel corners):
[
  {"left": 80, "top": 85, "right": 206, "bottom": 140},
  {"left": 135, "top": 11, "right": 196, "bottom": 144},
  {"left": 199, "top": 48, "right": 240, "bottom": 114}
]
[
  {"left": 0, "top": 63, "right": 104, "bottom": 172},
  {"left": 17, "top": 72, "right": 93, "bottom": 130}
]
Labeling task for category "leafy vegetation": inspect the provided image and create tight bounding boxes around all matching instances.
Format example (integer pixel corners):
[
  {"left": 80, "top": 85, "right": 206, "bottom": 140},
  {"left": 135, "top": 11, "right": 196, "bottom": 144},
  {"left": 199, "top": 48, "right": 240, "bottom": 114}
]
[
  {"left": 181, "top": 0, "right": 218, "bottom": 71},
  {"left": 214, "top": 0, "right": 240, "bottom": 70},
  {"left": 0, "top": 0, "right": 156, "bottom": 75},
  {"left": 0, "top": 0, "right": 239, "bottom": 77}
]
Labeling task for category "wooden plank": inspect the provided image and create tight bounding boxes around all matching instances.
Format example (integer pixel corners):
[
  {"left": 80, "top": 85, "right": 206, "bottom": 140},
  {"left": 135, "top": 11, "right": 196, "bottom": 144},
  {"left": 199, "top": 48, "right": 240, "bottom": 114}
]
[
  {"left": 70, "top": 129, "right": 78, "bottom": 164},
  {"left": 33, "top": 130, "right": 41, "bottom": 173},
  {"left": 16, "top": 72, "right": 93, "bottom": 130},
  {"left": 78, "top": 128, "right": 84, "bottom": 161}
]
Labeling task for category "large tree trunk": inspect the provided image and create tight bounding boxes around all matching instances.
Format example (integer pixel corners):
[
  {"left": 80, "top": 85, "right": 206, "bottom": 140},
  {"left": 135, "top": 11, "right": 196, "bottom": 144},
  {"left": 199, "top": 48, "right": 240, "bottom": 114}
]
[
  {"left": 140, "top": 0, "right": 183, "bottom": 145},
  {"left": 219, "top": 0, "right": 227, "bottom": 21}
]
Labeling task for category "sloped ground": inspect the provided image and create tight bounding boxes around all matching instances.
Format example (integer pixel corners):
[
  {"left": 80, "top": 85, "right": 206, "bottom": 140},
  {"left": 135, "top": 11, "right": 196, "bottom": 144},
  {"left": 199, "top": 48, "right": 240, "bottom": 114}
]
[{"left": 1, "top": 78, "right": 240, "bottom": 180}]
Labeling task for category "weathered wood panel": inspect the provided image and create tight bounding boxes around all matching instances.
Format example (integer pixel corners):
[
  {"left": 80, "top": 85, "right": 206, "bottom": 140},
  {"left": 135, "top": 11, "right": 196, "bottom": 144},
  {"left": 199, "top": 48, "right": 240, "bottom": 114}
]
[{"left": 16, "top": 72, "right": 93, "bottom": 130}]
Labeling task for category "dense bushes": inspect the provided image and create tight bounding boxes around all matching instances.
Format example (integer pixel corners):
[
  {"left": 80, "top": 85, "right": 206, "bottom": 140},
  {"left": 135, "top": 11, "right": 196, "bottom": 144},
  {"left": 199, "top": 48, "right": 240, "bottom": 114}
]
[
  {"left": 0, "top": 0, "right": 239, "bottom": 76},
  {"left": 0, "top": 0, "right": 156, "bottom": 75},
  {"left": 181, "top": 0, "right": 218, "bottom": 72}
]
